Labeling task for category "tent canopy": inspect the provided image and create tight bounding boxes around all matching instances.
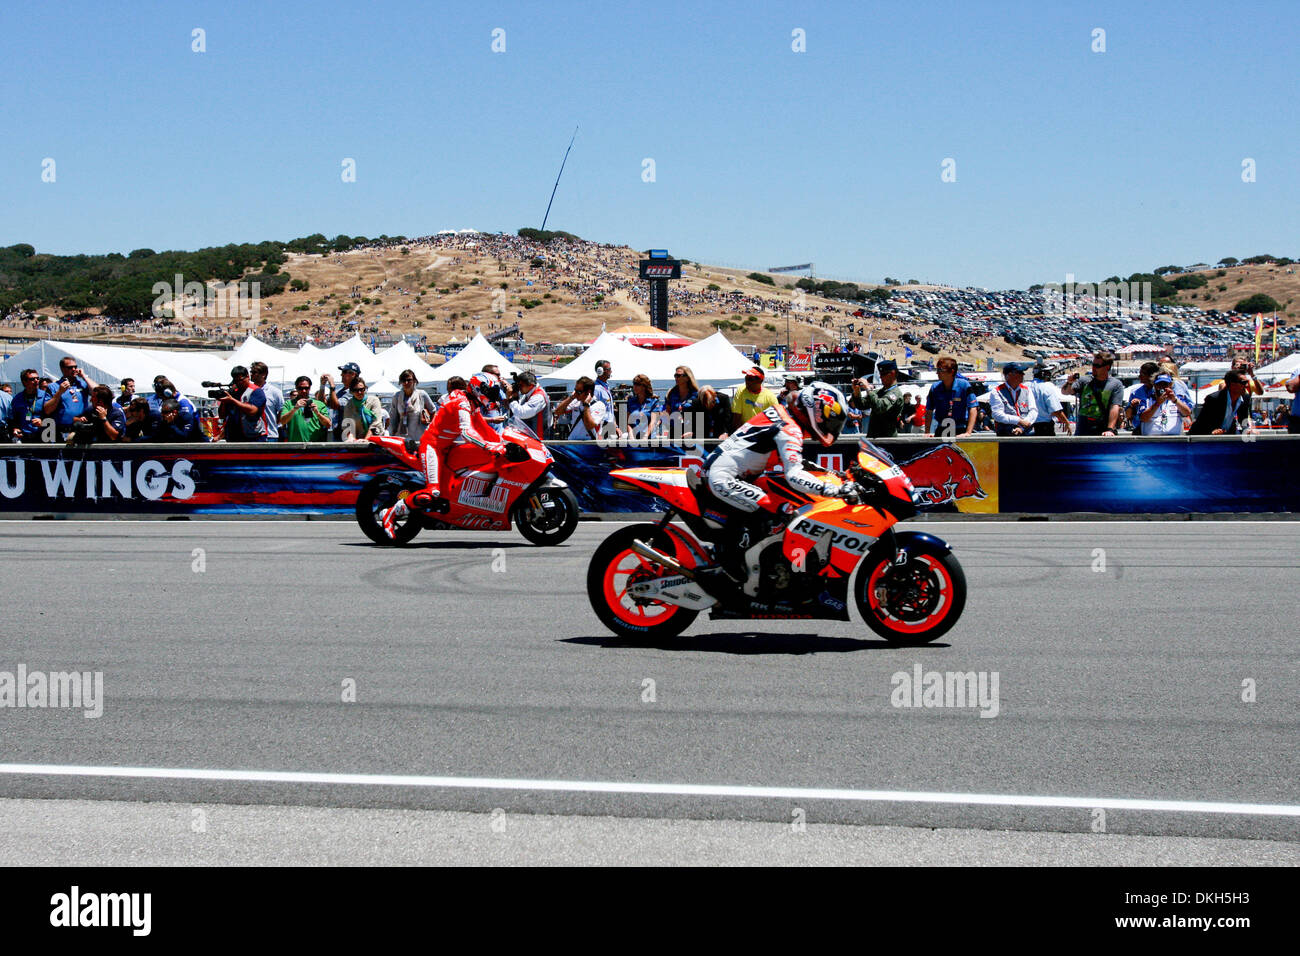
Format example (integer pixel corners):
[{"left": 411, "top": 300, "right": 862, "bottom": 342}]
[
  {"left": 542, "top": 331, "right": 764, "bottom": 388},
  {"left": 427, "top": 334, "right": 520, "bottom": 383}
]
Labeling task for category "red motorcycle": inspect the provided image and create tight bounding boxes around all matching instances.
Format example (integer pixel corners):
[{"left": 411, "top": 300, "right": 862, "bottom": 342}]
[
  {"left": 586, "top": 439, "right": 966, "bottom": 644},
  {"left": 356, "top": 428, "right": 579, "bottom": 546}
]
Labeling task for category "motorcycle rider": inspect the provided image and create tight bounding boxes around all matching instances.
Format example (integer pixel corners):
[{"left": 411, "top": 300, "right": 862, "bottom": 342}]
[
  {"left": 695, "top": 380, "right": 849, "bottom": 592},
  {"left": 379, "top": 373, "right": 507, "bottom": 539}
]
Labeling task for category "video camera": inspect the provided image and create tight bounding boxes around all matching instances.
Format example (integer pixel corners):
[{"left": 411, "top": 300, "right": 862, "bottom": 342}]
[{"left": 202, "top": 380, "right": 237, "bottom": 400}]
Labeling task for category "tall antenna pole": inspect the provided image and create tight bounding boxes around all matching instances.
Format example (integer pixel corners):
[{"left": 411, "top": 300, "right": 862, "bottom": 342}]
[{"left": 541, "top": 126, "right": 578, "bottom": 231}]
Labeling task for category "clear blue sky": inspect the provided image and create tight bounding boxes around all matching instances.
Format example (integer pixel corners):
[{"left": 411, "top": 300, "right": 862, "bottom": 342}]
[{"left": 2, "top": 0, "right": 1296, "bottom": 289}]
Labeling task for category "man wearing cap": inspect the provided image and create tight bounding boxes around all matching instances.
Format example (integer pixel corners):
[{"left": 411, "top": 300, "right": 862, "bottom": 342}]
[
  {"left": 989, "top": 363, "right": 1037, "bottom": 437},
  {"left": 731, "top": 366, "right": 778, "bottom": 429},
  {"left": 850, "top": 359, "right": 904, "bottom": 439},
  {"left": 1138, "top": 372, "right": 1193, "bottom": 435},
  {"left": 320, "top": 362, "right": 361, "bottom": 441},
  {"left": 780, "top": 374, "right": 802, "bottom": 403}
]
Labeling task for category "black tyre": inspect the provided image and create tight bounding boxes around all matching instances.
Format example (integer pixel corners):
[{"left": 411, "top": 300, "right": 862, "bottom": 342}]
[
  {"left": 512, "top": 485, "right": 580, "bottom": 546},
  {"left": 587, "top": 525, "right": 699, "bottom": 642},
  {"left": 355, "top": 477, "right": 423, "bottom": 546},
  {"left": 855, "top": 542, "right": 966, "bottom": 644}
]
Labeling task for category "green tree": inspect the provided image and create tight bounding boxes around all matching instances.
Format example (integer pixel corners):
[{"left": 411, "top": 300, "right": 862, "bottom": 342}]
[{"left": 1233, "top": 293, "right": 1281, "bottom": 314}]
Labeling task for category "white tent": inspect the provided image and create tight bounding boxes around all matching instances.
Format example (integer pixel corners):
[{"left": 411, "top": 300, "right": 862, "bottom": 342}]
[
  {"left": 0, "top": 340, "right": 217, "bottom": 398},
  {"left": 427, "top": 333, "right": 520, "bottom": 383},
  {"left": 374, "top": 340, "right": 442, "bottom": 384},
  {"left": 541, "top": 331, "right": 763, "bottom": 388},
  {"left": 1257, "top": 352, "right": 1300, "bottom": 380}
]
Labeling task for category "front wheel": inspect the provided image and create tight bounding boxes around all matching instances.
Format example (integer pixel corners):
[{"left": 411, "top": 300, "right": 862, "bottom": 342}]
[
  {"left": 855, "top": 542, "right": 966, "bottom": 644},
  {"left": 587, "top": 525, "right": 699, "bottom": 642},
  {"left": 355, "top": 477, "right": 423, "bottom": 546},
  {"left": 512, "top": 485, "right": 579, "bottom": 545}
]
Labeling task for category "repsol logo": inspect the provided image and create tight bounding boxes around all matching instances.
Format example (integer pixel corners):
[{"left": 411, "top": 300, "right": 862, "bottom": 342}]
[
  {"left": 790, "top": 518, "right": 871, "bottom": 554},
  {"left": 0, "top": 458, "right": 196, "bottom": 501}
]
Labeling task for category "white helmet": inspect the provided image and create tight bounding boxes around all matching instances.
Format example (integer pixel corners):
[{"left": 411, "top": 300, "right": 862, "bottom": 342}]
[{"left": 791, "top": 380, "right": 848, "bottom": 446}]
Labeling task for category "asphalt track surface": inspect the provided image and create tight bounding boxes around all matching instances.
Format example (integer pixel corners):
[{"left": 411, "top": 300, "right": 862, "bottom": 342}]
[{"left": 1, "top": 519, "right": 1297, "bottom": 863}]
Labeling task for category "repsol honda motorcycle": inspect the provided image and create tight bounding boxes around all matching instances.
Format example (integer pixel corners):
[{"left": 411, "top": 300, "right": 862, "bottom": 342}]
[
  {"left": 586, "top": 438, "right": 966, "bottom": 644},
  {"left": 356, "top": 428, "right": 579, "bottom": 546}
]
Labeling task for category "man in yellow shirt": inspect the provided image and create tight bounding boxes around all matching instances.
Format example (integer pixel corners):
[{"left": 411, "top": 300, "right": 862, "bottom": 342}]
[{"left": 731, "top": 366, "right": 778, "bottom": 429}]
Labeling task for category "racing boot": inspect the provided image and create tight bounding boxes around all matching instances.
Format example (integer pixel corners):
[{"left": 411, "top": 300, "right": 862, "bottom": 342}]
[{"left": 380, "top": 487, "right": 438, "bottom": 540}]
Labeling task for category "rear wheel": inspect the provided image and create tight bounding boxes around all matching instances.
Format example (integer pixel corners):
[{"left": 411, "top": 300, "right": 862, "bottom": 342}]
[
  {"left": 587, "top": 525, "right": 699, "bottom": 642},
  {"left": 855, "top": 543, "right": 966, "bottom": 644},
  {"left": 355, "top": 478, "right": 423, "bottom": 546},
  {"left": 513, "top": 485, "right": 579, "bottom": 546}
]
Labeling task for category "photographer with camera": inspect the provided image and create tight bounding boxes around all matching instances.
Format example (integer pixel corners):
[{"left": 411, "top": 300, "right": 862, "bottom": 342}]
[
  {"left": 320, "top": 362, "right": 361, "bottom": 440},
  {"left": 41, "top": 357, "right": 96, "bottom": 440},
  {"left": 1137, "top": 372, "right": 1192, "bottom": 435},
  {"left": 69, "top": 385, "right": 125, "bottom": 444},
  {"left": 208, "top": 366, "right": 271, "bottom": 442},
  {"left": 506, "top": 370, "right": 550, "bottom": 439},
  {"left": 280, "top": 376, "right": 331, "bottom": 442}
]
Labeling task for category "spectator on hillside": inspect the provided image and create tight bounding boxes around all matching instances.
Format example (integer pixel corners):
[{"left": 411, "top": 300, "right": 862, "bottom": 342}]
[
  {"left": 388, "top": 369, "right": 436, "bottom": 441},
  {"left": 280, "top": 377, "right": 331, "bottom": 442},
  {"left": 1190, "top": 369, "right": 1252, "bottom": 435},
  {"left": 1138, "top": 372, "right": 1193, "bottom": 435},
  {"left": 731, "top": 366, "right": 778, "bottom": 429},
  {"left": 340, "top": 378, "right": 385, "bottom": 440},
  {"left": 989, "top": 363, "right": 1037, "bottom": 436},
  {"left": 507, "top": 370, "right": 551, "bottom": 439},
  {"left": 42, "top": 357, "right": 95, "bottom": 438},
  {"left": 850, "top": 360, "right": 904, "bottom": 439},
  {"left": 249, "top": 362, "right": 284, "bottom": 440},
  {"left": 1062, "top": 350, "right": 1123, "bottom": 436},
  {"left": 9, "top": 370, "right": 49, "bottom": 442},
  {"left": 219, "top": 365, "right": 272, "bottom": 442},
  {"left": 555, "top": 375, "right": 606, "bottom": 440},
  {"left": 926, "top": 356, "right": 977, "bottom": 437}
]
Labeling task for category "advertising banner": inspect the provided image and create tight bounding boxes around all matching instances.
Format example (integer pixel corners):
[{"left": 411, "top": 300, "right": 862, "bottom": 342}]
[{"left": 0, "top": 438, "right": 1295, "bottom": 517}]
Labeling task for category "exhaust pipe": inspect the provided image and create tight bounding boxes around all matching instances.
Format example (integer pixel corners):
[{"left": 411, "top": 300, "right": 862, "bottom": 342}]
[{"left": 630, "top": 539, "right": 696, "bottom": 580}]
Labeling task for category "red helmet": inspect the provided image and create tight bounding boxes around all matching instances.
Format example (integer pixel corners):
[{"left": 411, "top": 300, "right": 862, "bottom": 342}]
[{"left": 467, "top": 372, "right": 503, "bottom": 410}]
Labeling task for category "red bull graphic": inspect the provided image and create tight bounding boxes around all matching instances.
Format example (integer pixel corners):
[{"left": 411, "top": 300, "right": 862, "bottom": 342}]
[{"left": 899, "top": 443, "right": 998, "bottom": 513}]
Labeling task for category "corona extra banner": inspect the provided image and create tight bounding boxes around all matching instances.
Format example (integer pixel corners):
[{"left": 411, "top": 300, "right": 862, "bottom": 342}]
[{"left": 0, "top": 438, "right": 1296, "bottom": 516}]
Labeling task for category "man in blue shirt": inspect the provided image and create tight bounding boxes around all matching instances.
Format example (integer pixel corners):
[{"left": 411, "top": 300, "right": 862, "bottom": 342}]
[
  {"left": 925, "top": 357, "right": 977, "bottom": 437},
  {"left": 41, "top": 356, "right": 95, "bottom": 436},
  {"left": 10, "top": 369, "right": 51, "bottom": 442},
  {"left": 0, "top": 386, "right": 12, "bottom": 443},
  {"left": 593, "top": 360, "right": 616, "bottom": 430}
]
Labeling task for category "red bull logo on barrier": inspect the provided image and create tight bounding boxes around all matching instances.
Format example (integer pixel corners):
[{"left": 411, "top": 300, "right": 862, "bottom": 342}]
[{"left": 899, "top": 443, "right": 996, "bottom": 512}]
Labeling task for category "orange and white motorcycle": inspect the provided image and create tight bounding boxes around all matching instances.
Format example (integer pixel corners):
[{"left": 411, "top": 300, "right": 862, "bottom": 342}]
[{"left": 586, "top": 438, "right": 966, "bottom": 644}]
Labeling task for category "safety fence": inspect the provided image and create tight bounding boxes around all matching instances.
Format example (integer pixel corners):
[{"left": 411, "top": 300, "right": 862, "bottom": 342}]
[{"left": 0, "top": 436, "right": 1296, "bottom": 516}]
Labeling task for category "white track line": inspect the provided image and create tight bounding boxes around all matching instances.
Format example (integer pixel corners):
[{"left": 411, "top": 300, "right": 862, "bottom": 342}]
[{"left": 1, "top": 764, "right": 1296, "bottom": 817}]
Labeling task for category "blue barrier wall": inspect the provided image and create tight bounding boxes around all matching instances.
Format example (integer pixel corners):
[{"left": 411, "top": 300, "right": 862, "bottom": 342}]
[{"left": 0, "top": 437, "right": 1296, "bottom": 515}]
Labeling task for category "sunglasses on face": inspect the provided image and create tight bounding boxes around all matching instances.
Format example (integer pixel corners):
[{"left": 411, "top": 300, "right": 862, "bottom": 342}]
[{"left": 351, "top": 389, "right": 366, "bottom": 396}]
